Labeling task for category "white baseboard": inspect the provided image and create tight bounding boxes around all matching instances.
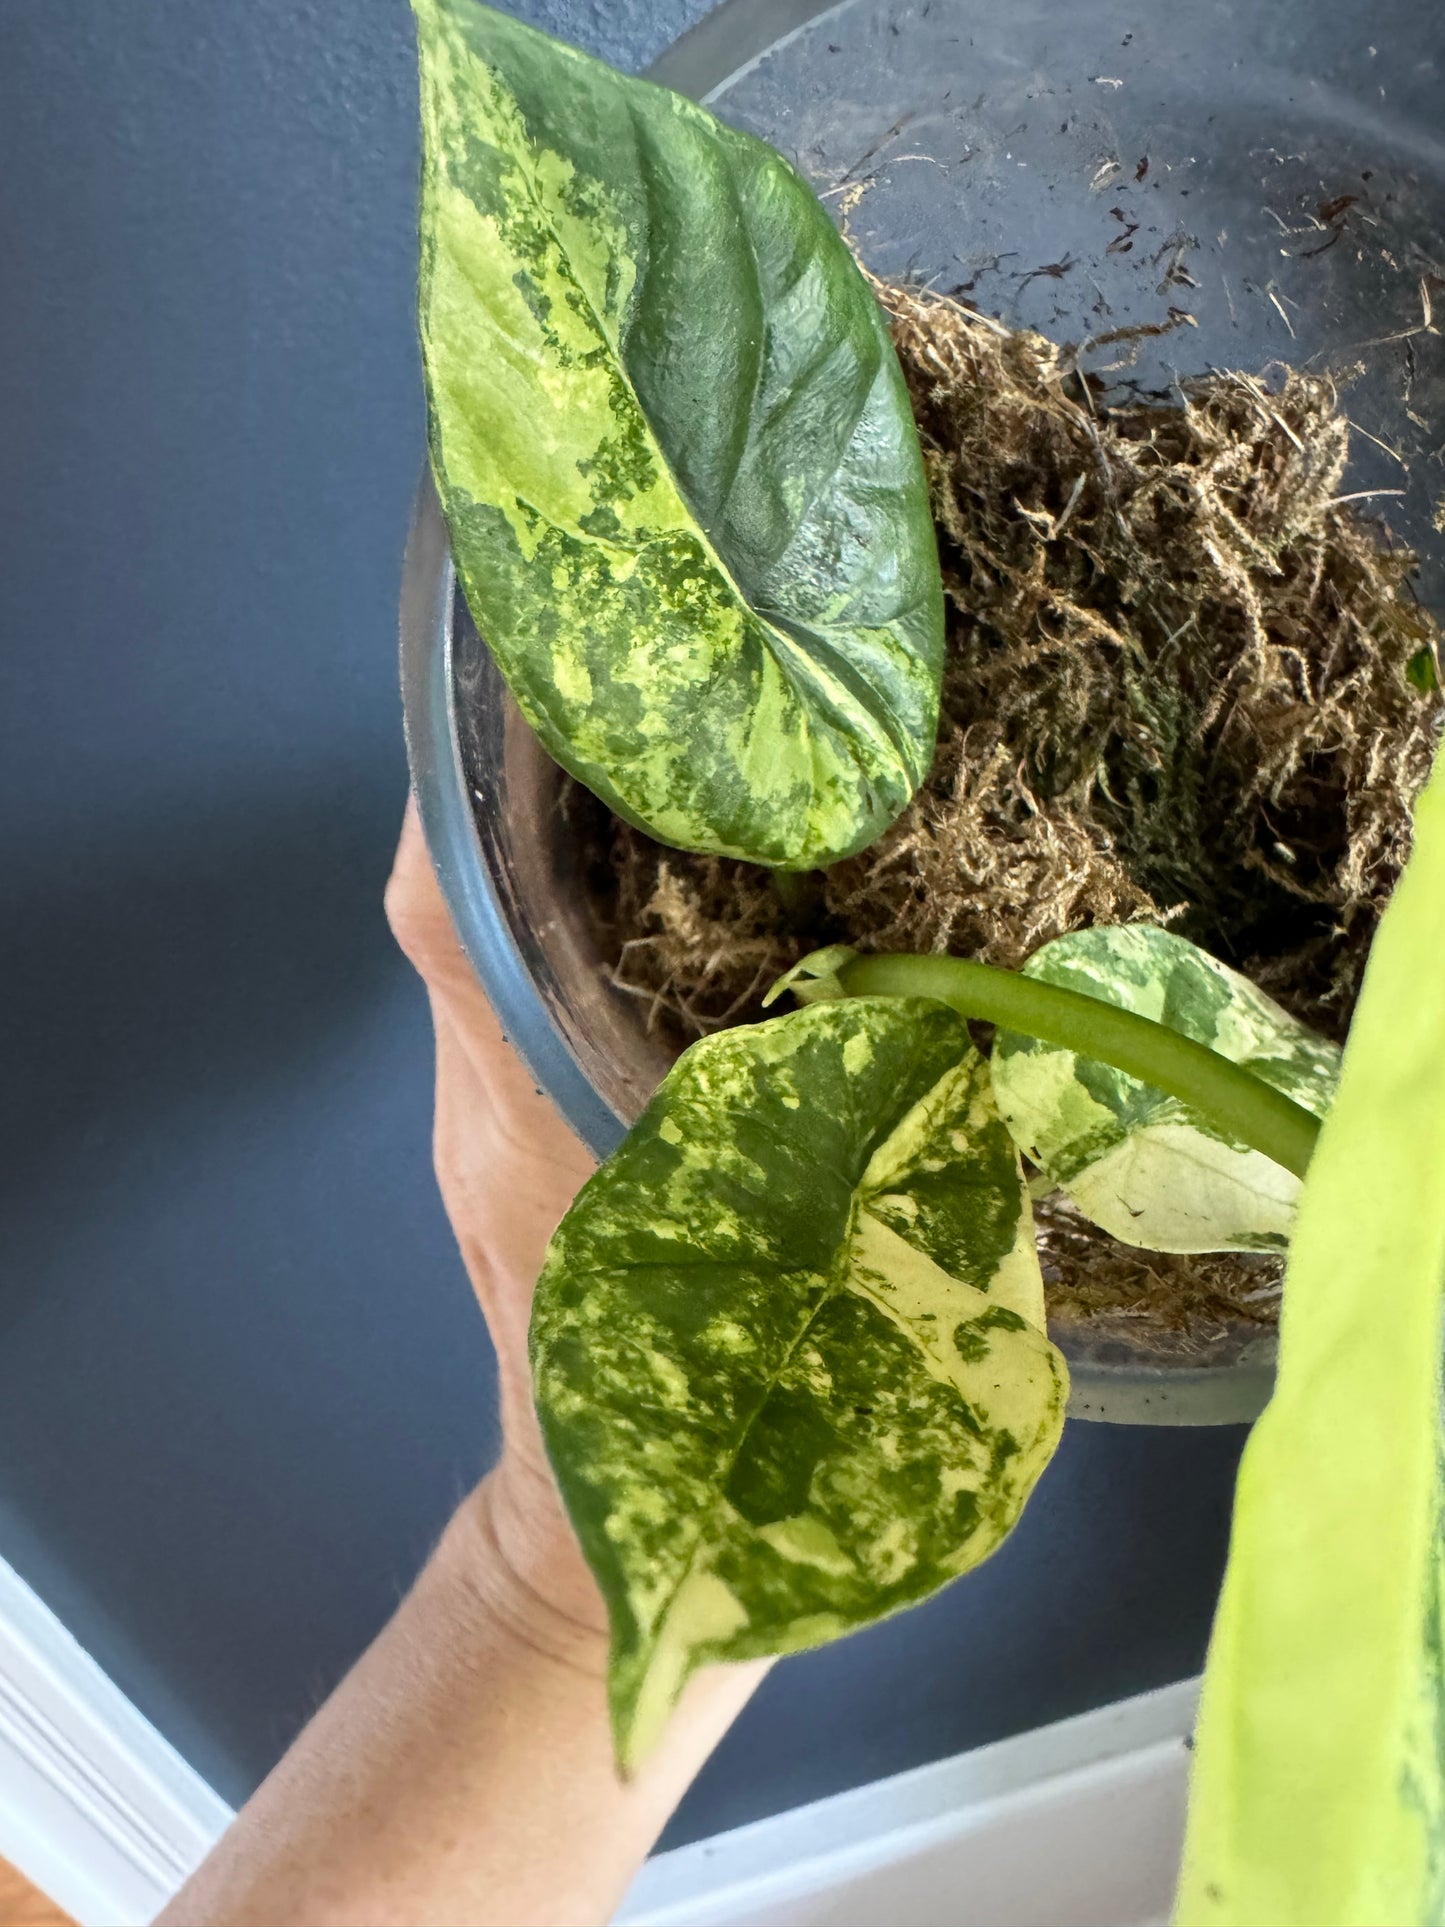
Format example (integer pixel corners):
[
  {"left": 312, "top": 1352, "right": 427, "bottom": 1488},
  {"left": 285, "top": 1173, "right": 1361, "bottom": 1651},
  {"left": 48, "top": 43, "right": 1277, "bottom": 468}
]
[
  {"left": 0, "top": 1560, "right": 231, "bottom": 1926},
  {"left": 0, "top": 1551, "right": 1194, "bottom": 1927},
  {"left": 622, "top": 1677, "right": 1197, "bottom": 1927}
]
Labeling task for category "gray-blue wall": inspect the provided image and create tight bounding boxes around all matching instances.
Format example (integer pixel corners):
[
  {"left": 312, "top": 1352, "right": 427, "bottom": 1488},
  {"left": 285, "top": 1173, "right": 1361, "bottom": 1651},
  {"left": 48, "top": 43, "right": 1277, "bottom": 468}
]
[{"left": 0, "top": 0, "right": 1244, "bottom": 1843}]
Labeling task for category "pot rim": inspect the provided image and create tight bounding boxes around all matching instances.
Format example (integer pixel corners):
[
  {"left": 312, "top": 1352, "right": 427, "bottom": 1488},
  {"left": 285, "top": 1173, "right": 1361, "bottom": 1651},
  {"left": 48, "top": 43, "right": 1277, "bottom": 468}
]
[{"left": 400, "top": 469, "right": 627, "bottom": 1156}]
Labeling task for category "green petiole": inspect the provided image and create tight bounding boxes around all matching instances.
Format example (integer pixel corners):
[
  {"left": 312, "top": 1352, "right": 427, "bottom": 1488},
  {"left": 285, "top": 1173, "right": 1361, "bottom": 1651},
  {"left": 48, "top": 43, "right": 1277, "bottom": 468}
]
[
  {"left": 837, "top": 952, "right": 1322, "bottom": 1178},
  {"left": 770, "top": 869, "right": 825, "bottom": 921}
]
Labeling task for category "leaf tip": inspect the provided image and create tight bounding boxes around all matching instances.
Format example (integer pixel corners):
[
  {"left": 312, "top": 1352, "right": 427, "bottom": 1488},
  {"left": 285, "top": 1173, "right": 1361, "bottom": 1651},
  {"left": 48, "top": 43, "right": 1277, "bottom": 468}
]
[{"left": 607, "top": 1650, "right": 681, "bottom": 1783}]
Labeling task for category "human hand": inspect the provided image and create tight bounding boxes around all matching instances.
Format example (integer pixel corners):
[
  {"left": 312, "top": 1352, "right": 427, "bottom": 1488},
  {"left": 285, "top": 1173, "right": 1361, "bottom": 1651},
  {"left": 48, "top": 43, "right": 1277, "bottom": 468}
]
[
  {"left": 163, "top": 804, "right": 760, "bottom": 1927},
  {"left": 385, "top": 799, "right": 603, "bottom": 1639}
]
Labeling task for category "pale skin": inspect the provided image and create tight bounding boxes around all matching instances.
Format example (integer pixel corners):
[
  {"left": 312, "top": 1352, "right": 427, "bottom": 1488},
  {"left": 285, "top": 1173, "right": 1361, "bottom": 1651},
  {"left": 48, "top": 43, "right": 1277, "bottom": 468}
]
[{"left": 161, "top": 802, "right": 767, "bottom": 1927}]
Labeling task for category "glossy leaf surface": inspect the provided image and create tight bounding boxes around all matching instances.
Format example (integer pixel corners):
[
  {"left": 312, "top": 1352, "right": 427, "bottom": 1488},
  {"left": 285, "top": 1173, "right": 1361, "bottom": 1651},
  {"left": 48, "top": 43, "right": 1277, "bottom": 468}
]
[
  {"left": 531, "top": 999, "right": 1066, "bottom": 1769},
  {"left": 990, "top": 926, "right": 1339, "bottom": 1253},
  {"left": 414, "top": 0, "right": 943, "bottom": 867}
]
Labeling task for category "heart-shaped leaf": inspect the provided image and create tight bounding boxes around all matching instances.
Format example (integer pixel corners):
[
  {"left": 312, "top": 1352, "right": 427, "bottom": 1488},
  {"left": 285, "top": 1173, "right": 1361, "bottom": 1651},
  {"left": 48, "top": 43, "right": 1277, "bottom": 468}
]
[
  {"left": 413, "top": 0, "right": 944, "bottom": 867},
  {"left": 990, "top": 925, "right": 1340, "bottom": 1253},
  {"left": 531, "top": 998, "right": 1067, "bottom": 1771}
]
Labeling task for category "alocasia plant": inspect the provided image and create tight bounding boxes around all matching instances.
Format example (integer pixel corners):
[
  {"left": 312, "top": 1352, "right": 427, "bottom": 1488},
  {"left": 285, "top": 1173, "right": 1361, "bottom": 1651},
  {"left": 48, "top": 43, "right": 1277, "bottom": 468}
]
[
  {"left": 413, "top": 0, "right": 944, "bottom": 868},
  {"left": 409, "top": 0, "right": 1395, "bottom": 1813}
]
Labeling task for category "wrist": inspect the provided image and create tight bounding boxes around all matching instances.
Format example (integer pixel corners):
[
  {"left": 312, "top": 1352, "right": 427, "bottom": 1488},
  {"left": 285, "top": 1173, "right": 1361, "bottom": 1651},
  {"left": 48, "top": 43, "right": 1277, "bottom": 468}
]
[{"left": 448, "top": 1460, "right": 610, "bottom": 1674}]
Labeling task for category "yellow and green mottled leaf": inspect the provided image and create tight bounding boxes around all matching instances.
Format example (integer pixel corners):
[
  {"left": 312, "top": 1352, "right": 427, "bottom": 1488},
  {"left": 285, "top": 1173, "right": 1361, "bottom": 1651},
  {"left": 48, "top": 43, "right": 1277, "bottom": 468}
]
[
  {"left": 530, "top": 999, "right": 1067, "bottom": 1770},
  {"left": 1177, "top": 748, "right": 1445, "bottom": 1926},
  {"left": 412, "top": 0, "right": 943, "bottom": 867},
  {"left": 990, "top": 926, "right": 1339, "bottom": 1253}
]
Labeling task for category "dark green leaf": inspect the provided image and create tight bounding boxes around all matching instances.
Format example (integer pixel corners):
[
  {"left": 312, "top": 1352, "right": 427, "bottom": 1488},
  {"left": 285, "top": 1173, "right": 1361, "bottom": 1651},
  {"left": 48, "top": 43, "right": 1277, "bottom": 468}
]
[
  {"left": 531, "top": 998, "right": 1067, "bottom": 1770},
  {"left": 1407, "top": 646, "right": 1441, "bottom": 695},
  {"left": 413, "top": 0, "right": 943, "bottom": 867}
]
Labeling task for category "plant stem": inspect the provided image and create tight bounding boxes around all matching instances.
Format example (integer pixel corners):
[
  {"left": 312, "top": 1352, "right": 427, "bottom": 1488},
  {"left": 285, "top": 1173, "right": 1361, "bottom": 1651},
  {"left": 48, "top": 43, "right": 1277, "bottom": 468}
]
[
  {"left": 839, "top": 952, "right": 1321, "bottom": 1178},
  {"left": 771, "top": 870, "right": 822, "bottom": 920}
]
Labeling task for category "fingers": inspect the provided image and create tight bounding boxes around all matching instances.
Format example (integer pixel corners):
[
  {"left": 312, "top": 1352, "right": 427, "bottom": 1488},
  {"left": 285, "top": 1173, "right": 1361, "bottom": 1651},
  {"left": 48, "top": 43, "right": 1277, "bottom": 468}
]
[
  {"left": 386, "top": 791, "right": 594, "bottom": 1179},
  {"left": 429, "top": 997, "right": 592, "bottom": 1284},
  {"left": 386, "top": 797, "right": 527, "bottom": 1059},
  {"left": 390, "top": 797, "right": 599, "bottom": 1552},
  {"left": 386, "top": 797, "right": 486, "bottom": 1007}
]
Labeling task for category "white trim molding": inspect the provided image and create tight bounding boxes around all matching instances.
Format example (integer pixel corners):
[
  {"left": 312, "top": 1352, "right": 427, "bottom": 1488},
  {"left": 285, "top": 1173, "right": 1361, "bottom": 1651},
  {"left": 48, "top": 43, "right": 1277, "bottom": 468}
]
[
  {"left": 0, "top": 1560, "right": 231, "bottom": 1926},
  {"left": 623, "top": 1678, "right": 1197, "bottom": 1927},
  {"left": 0, "top": 1550, "right": 1194, "bottom": 1927}
]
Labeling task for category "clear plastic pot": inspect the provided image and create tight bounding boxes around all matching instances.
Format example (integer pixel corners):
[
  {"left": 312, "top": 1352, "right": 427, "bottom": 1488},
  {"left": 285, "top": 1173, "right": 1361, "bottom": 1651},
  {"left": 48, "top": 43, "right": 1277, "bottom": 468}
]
[{"left": 401, "top": 0, "right": 1445, "bottom": 1424}]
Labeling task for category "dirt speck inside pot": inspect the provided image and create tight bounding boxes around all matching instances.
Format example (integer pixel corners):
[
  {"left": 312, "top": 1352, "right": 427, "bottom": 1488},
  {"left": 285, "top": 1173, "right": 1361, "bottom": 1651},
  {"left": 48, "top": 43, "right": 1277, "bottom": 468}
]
[{"left": 572, "top": 279, "right": 1444, "bottom": 1352}]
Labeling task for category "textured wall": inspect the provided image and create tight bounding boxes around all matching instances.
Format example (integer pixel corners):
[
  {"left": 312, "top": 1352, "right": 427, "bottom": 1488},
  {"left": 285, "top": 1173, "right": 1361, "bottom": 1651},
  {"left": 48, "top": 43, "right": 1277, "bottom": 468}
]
[
  {"left": 518, "top": 0, "right": 711, "bottom": 65},
  {"left": 0, "top": 0, "right": 1242, "bottom": 1843}
]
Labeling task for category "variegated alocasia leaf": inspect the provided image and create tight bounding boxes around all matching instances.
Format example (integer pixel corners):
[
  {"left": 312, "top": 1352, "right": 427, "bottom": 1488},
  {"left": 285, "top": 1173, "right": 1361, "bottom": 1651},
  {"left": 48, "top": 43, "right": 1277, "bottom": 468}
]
[
  {"left": 1178, "top": 749, "right": 1445, "bottom": 1927},
  {"left": 413, "top": 0, "right": 943, "bottom": 868},
  {"left": 531, "top": 998, "right": 1067, "bottom": 1771},
  {"left": 990, "top": 926, "right": 1339, "bottom": 1253}
]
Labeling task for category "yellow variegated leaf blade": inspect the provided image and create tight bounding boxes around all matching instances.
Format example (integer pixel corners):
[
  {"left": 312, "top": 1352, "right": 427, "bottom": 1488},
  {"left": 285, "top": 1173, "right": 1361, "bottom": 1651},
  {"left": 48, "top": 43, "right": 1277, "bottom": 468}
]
[
  {"left": 991, "top": 925, "right": 1339, "bottom": 1253},
  {"left": 530, "top": 999, "right": 1067, "bottom": 1771},
  {"left": 1177, "top": 747, "right": 1445, "bottom": 1926},
  {"left": 413, "top": 0, "right": 942, "bottom": 867}
]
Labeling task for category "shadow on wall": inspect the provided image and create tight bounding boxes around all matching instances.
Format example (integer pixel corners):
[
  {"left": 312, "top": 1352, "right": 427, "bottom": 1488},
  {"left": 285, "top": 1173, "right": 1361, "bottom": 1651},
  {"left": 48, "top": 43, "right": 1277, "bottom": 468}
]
[{"left": 0, "top": 756, "right": 412, "bottom": 1285}]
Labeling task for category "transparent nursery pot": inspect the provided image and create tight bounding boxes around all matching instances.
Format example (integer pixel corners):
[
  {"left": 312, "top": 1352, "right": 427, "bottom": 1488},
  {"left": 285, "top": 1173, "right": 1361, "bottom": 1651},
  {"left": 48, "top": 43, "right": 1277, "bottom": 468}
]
[{"left": 401, "top": 0, "right": 1445, "bottom": 1425}]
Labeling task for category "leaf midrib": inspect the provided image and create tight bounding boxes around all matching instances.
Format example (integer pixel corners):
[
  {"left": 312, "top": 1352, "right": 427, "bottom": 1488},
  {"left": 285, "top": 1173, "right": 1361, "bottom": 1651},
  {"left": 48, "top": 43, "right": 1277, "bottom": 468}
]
[
  {"left": 499, "top": 104, "right": 784, "bottom": 618},
  {"left": 616, "top": 1194, "right": 936, "bottom": 1685}
]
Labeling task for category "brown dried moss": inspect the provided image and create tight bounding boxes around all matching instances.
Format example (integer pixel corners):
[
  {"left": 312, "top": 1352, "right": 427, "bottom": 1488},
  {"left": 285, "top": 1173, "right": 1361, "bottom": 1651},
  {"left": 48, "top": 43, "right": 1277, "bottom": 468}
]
[
  {"left": 579, "top": 281, "right": 1444, "bottom": 1347},
  {"left": 870, "top": 281, "right": 1441, "bottom": 1040}
]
